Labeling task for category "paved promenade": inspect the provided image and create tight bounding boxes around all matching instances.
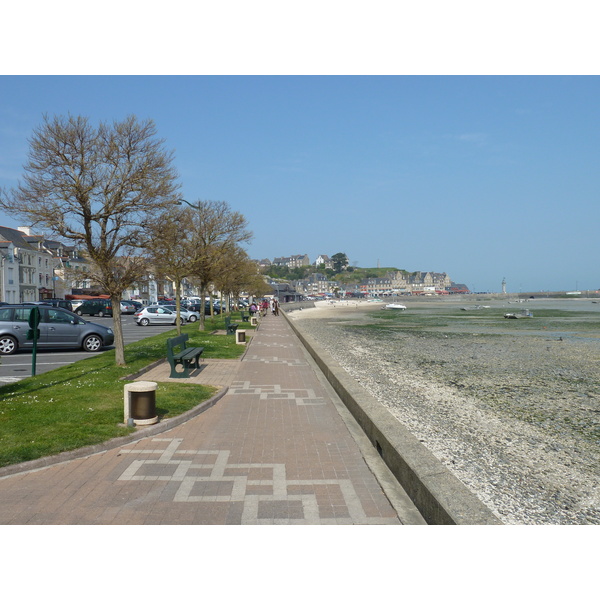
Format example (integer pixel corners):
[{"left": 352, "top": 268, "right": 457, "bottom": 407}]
[{"left": 0, "top": 312, "right": 424, "bottom": 524}]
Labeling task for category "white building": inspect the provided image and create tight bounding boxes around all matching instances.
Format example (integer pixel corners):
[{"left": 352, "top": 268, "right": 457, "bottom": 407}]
[{"left": 0, "top": 240, "right": 19, "bottom": 303}]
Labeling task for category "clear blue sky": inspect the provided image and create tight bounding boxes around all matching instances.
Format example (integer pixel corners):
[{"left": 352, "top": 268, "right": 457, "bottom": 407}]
[{"left": 1, "top": 75, "right": 598, "bottom": 293}]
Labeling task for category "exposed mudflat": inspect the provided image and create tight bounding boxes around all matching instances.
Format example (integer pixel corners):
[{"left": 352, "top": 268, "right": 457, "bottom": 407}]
[{"left": 287, "top": 297, "right": 600, "bottom": 524}]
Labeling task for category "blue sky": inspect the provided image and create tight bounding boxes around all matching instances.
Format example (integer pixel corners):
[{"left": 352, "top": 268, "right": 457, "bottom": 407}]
[{"left": 2, "top": 75, "right": 598, "bottom": 293}]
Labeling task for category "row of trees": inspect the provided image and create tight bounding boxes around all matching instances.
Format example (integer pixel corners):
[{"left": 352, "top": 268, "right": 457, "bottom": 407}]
[{"left": 0, "top": 114, "right": 270, "bottom": 366}]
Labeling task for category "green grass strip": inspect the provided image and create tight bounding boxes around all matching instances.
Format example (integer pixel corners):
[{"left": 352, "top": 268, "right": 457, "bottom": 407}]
[{"left": 0, "top": 315, "right": 251, "bottom": 468}]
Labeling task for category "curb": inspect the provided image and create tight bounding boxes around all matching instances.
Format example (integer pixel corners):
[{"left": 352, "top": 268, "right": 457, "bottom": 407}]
[{"left": 283, "top": 308, "right": 502, "bottom": 525}]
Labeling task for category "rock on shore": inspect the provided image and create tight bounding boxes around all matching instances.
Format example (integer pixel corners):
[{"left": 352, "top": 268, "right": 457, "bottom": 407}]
[{"left": 288, "top": 300, "right": 600, "bottom": 525}]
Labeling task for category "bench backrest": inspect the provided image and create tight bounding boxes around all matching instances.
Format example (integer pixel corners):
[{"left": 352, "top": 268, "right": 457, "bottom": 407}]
[
  {"left": 224, "top": 316, "right": 231, "bottom": 325},
  {"left": 166, "top": 333, "right": 189, "bottom": 356}
]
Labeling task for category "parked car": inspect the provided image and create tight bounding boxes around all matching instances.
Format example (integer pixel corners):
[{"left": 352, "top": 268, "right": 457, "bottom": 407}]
[
  {"left": 161, "top": 304, "right": 200, "bottom": 323},
  {"left": 75, "top": 299, "right": 113, "bottom": 317},
  {"left": 47, "top": 298, "right": 74, "bottom": 312},
  {"left": 120, "top": 301, "right": 136, "bottom": 314},
  {"left": 0, "top": 304, "right": 114, "bottom": 355},
  {"left": 187, "top": 302, "right": 221, "bottom": 316},
  {"left": 70, "top": 299, "right": 85, "bottom": 311},
  {"left": 129, "top": 300, "right": 143, "bottom": 311},
  {"left": 134, "top": 305, "right": 185, "bottom": 326},
  {"left": 26, "top": 298, "right": 75, "bottom": 312}
]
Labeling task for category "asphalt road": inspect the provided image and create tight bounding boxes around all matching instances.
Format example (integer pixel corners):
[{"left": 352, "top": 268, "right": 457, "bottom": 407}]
[{"left": 0, "top": 314, "right": 178, "bottom": 385}]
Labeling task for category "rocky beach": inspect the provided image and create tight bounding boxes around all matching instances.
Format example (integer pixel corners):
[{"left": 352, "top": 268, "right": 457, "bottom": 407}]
[{"left": 287, "top": 297, "right": 600, "bottom": 524}]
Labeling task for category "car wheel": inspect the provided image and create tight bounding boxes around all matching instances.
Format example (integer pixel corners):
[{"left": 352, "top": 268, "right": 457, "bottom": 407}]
[
  {"left": 82, "top": 334, "right": 103, "bottom": 352},
  {"left": 188, "top": 315, "right": 197, "bottom": 322},
  {"left": 76, "top": 309, "right": 83, "bottom": 316},
  {"left": 97, "top": 310, "right": 104, "bottom": 317},
  {"left": 0, "top": 335, "right": 17, "bottom": 355},
  {"left": 175, "top": 317, "right": 183, "bottom": 326},
  {"left": 140, "top": 318, "right": 150, "bottom": 326}
]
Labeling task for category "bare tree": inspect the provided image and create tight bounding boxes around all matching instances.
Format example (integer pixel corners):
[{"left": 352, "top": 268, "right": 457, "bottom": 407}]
[
  {"left": 0, "top": 114, "right": 180, "bottom": 365},
  {"left": 183, "top": 200, "right": 253, "bottom": 330},
  {"left": 213, "top": 247, "right": 269, "bottom": 311},
  {"left": 145, "top": 206, "right": 197, "bottom": 335}
]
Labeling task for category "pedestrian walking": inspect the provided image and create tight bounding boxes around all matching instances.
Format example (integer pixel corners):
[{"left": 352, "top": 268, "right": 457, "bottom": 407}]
[{"left": 249, "top": 302, "right": 258, "bottom": 318}]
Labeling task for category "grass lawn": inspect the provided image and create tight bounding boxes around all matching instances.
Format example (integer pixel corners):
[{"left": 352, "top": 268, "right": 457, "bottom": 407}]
[{"left": 0, "top": 314, "right": 252, "bottom": 468}]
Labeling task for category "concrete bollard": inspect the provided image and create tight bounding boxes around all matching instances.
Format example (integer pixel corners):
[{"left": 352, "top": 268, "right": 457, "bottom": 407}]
[{"left": 124, "top": 381, "right": 159, "bottom": 426}]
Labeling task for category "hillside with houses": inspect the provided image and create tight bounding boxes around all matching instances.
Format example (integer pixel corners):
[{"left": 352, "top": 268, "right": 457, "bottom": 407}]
[{"left": 256, "top": 253, "right": 470, "bottom": 298}]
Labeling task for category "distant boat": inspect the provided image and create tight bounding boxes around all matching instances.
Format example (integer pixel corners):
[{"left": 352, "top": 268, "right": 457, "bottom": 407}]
[{"left": 385, "top": 303, "right": 407, "bottom": 310}]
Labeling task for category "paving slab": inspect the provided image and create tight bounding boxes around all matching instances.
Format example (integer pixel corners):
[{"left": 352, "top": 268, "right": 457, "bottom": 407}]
[{"left": 0, "top": 313, "right": 424, "bottom": 524}]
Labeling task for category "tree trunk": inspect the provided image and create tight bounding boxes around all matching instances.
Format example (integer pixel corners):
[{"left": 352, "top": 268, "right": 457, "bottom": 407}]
[
  {"left": 111, "top": 296, "right": 126, "bottom": 365},
  {"left": 174, "top": 279, "right": 182, "bottom": 335},
  {"left": 198, "top": 284, "right": 206, "bottom": 331}
]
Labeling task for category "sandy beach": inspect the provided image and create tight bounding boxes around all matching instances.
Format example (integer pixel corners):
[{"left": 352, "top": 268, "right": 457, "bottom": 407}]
[{"left": 287, "top": 297, "right": 600, "bottom": 524}]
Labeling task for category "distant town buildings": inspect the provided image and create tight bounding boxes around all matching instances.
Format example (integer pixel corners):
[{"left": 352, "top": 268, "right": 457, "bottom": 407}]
[
  {"left": 271, "top": 254, "right": 310, "bottom": 269},
  {"left": 0, "top": 225, "right": 75, "bottom": 303},
  {"left": 314, "top": 254, "right": 333, "bottom": 270},
  {"left": 257, "top": 252, "right": 469, "bottom": 296}
]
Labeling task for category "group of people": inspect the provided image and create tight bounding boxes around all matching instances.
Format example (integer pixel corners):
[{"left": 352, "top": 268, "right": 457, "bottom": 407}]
[{"left": 249, "top": 297, "right": 279, "bottom": 318}]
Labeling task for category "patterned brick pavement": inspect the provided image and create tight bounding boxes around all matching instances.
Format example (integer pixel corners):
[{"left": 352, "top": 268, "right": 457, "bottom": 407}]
[{"left": 0, "top": 314, "right": 419, "bottom": 524}]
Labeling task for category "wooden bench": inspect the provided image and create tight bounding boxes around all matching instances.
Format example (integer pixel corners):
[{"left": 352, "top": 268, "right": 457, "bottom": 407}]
[
  {"left": 166, "top": 334, "right": 204, "bottom": 378},
  {"left": 224, "top": 316, "right": 238, "bottom": 335}
]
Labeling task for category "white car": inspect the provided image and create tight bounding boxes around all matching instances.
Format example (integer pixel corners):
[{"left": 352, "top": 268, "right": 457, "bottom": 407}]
[{"left": 134, "top": 305, "right": 185, "bottom": 326}]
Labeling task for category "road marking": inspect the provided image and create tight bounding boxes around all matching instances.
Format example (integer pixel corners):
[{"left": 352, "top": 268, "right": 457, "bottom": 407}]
[{"left": 0, "top": 361, "right": 76, "bottom": 367}]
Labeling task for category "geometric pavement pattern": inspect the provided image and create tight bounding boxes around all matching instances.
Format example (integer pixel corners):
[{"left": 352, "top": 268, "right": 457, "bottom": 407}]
[
  {"left": 118, "top": 438, "right": 398, "bottom": 524},
  {"left": 229, "top": 381, "right": 326, "bottom": 406}
]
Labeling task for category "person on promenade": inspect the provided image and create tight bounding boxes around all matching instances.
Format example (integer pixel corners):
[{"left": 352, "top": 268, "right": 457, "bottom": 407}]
[
  {"left": 249, "top": 302, "right": 258, "bottom": 318},
  {"left": 261, "top": 299, "right": 269, "bottom": 317},
  {"left": 272, "top": 297, "right": 279, "bottom": 316}
]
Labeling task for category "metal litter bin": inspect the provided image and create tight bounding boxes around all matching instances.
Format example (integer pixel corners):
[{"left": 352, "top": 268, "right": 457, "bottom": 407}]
[{"left": 131, "top": 388, "right": 156, "bottom": 419}]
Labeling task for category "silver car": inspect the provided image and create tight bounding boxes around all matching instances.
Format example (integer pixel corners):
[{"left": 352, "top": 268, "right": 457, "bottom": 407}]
[
  {"left": 0, "top": 304, "right": 114, "bottom": 355},
  {"left": 134, "top": 305, "right": 185, "bottom": 326},
  {"left": 120, "top": 301, "right": 136, "bottom": 314},
  {"left": 161, "top": 305, "right": 200, "bottom": 323}
]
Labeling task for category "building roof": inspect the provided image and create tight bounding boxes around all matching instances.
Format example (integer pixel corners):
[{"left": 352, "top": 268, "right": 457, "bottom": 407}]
[{"left": 0, "top": 226, "right": 37, "bottom": 250}]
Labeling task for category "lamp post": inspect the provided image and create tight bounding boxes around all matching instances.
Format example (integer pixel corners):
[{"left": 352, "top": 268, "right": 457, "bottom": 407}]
[
  {"left": 0, "top": 254, "right": 5, "bottom": 303},
  {"left": 177, "top": 199, "right": 199, "bottom": 210},
  {"left": 177, "top": 198, "right": 202, "bottom": 303}
]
